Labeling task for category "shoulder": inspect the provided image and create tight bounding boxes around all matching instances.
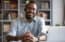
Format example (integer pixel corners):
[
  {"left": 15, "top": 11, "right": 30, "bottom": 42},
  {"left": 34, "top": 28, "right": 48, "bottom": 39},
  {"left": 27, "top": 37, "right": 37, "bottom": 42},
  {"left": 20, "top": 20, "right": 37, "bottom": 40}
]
[
  {"left": 11, "top": 18, "right": 21, "bottom": 25},
  {"left": 34, "top": 16, "right": 45, "bottom": 23}
]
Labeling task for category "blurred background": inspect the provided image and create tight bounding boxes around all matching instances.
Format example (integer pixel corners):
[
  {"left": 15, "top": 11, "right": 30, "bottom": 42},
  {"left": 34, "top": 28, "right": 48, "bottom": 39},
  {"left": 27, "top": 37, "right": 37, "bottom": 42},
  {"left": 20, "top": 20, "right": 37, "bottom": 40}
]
[{"left": 0, "top": 0, "right": 65, "bottom": 42}]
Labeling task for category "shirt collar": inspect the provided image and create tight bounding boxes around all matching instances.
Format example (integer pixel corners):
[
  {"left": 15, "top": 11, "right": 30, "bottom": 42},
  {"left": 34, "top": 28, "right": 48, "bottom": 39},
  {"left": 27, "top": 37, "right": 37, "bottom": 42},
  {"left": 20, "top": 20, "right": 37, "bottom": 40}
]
[{"left": 22, "top": 17, "right": 36, "bottom": 23}]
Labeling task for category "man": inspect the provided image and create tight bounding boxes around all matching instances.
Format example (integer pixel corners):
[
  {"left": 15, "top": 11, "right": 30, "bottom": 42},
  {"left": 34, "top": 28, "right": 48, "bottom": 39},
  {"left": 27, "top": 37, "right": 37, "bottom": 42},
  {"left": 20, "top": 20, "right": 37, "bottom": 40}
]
[{"left": 7, "top": 1, "right": 46, "bottom": 42}]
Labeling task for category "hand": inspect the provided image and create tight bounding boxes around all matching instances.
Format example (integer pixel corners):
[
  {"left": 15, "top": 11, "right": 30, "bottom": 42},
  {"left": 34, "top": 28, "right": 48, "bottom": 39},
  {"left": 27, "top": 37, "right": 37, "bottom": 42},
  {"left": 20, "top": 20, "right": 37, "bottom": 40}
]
[
  {"left": 22, "top": 32, "right": 33, "bottom": 40},
  {"left": 21, "top": 32, "right": 38, "bottom": 42}
]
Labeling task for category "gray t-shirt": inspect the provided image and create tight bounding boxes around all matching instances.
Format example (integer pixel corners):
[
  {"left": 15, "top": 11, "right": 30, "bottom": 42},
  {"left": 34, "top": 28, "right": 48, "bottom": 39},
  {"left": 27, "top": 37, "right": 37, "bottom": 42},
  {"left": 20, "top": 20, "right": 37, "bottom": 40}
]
[{"left": 8, "top": 17, "right": 46, "bottom": 37}]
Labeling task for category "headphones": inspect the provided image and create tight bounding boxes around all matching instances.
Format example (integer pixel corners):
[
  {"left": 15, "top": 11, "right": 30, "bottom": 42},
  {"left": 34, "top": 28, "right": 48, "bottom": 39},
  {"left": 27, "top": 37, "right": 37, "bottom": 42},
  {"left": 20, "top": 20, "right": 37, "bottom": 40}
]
[{"left": 24, "top": 7, "right": 27, "bottom": 12}]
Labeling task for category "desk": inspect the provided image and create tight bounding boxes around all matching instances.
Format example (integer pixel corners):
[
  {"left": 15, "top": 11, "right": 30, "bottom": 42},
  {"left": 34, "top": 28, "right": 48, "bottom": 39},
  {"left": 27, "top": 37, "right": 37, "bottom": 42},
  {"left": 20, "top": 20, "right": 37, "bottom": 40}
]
[{"left": 39, "top": 41, "right": 46, "bottom": 42}]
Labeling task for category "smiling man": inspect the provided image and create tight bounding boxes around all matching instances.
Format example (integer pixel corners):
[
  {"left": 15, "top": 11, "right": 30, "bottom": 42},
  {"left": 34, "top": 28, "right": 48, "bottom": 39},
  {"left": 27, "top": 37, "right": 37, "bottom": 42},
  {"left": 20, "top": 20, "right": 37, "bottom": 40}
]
[{"left": 7, "top": 1, "right": 46, "bottom": 42}]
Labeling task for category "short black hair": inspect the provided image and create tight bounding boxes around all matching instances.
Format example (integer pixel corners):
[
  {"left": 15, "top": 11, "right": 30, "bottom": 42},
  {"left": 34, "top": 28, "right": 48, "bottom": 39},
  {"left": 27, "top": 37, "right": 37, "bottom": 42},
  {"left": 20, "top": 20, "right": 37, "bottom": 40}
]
[
  {"left": 25, "top": 0, "right": 36, "bottom": 8},
  {"left": 29, "top": 0, "right": 36, "bottom": 4}
]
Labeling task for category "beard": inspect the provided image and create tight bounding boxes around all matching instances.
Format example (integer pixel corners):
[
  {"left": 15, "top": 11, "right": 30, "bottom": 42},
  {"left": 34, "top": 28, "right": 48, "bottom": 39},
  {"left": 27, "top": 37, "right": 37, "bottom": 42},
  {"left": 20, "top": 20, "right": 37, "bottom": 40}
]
[
  {"left": 25, "top": 11, "right": 36, "bottom": 20},
  {"left": 25, "top": 14, "right": 34, "bottom": 20}
]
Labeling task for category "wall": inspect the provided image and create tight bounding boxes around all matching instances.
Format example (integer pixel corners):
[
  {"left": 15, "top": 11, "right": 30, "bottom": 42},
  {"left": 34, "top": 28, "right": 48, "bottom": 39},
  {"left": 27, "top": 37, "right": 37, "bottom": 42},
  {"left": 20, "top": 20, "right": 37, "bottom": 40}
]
[{"left": 52, "top": 0, "right": 64, "bottom": 26}]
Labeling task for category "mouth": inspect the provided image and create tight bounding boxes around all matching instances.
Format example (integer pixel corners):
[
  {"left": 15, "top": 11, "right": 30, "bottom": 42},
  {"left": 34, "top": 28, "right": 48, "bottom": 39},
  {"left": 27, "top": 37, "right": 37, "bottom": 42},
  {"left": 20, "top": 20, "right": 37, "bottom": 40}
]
[
  {"left": 27, "top": 12, "right": 33, "bottom": 14},
  {"left": 25, "top": 14, "right": 34, "bottom": 19},
  {"left": 26, "top": 12, "right": 34, "bottom": 16}
]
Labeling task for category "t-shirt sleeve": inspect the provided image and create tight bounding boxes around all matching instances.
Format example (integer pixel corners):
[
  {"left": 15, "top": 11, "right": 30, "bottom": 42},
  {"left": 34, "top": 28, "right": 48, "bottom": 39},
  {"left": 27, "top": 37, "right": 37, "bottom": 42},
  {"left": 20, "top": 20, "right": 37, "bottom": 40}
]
[
  {"left": 38, "top": 18, "right": 46, "bottom": 36},
  {"left": 7, "top": 20, "right": 17, "bottom": 36}
]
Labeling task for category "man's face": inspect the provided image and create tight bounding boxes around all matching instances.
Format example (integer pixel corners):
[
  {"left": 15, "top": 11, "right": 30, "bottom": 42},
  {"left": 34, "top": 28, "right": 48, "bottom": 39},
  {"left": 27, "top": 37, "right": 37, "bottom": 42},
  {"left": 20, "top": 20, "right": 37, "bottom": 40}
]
[{"left": 25, "top": 3, "right": 37, "bottom": 19}]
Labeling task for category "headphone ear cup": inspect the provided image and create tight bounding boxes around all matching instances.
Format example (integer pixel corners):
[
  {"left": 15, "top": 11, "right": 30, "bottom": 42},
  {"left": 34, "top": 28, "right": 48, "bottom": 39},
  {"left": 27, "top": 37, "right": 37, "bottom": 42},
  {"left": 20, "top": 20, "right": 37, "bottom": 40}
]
[{"left": 24, "top": 8, "right": 26, "bottom": 11}]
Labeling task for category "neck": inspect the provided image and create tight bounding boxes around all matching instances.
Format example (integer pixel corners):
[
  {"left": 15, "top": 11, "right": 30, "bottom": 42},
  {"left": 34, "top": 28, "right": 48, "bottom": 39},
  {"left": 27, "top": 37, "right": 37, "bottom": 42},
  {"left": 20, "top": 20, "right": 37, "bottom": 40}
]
[{"left": 27, "top": 18, "right": 33, "bottom": 23}]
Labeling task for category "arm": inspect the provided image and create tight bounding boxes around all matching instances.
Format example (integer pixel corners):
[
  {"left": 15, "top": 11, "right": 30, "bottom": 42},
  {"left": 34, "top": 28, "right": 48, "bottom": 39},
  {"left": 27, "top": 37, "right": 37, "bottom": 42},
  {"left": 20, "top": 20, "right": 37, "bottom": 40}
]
[
  {"left": 6, "top": 20, "right": 21, "bottom": 42},
  {"left": 6, "top": 35, "right": 19, "bottom": 42},
  {"left": 38, "top": 18, "right": 47, "bottom": 41}
]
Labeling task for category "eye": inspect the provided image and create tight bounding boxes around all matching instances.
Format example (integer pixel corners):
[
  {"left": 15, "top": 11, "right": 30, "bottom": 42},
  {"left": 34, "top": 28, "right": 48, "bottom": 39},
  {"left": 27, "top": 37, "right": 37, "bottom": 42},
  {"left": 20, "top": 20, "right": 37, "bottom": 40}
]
[{"left": 27, "top": 7, "right": 36, "bottom": 10}]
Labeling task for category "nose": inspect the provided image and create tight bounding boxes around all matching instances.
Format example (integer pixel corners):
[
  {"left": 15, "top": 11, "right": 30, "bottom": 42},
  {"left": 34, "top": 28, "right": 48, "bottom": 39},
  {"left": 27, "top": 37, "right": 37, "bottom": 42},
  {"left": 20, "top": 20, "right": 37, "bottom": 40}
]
[
  {"left": 26, "top": 8, "right": 34, "bottom": 12},
  {"left": 28, "top": 9, "right": 34, "bottom": 13}
]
